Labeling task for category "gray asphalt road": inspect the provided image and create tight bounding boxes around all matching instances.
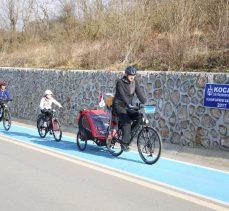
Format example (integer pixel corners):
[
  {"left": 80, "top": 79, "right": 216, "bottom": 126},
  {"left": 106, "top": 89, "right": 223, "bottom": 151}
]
[{"left": 0, "top": 139, "right": 224, "bottom": 211}]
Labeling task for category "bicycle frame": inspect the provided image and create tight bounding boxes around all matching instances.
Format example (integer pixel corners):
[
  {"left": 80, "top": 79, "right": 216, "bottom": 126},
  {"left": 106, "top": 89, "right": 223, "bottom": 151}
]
[
  {"left": 0, "top": 100, "right": 12, "bottom": 131},
  {"left": 0, "top": 102, "right": 7, "bottom": 112},
  {"left": 47, "top": 110, "right": 58, "bottom": 131},
  {"left": 106, "top": 103, "right": 161, "bottom": 164},
  {"left": 37, "top": 109, "right": 62, "bottom": 141},
  {"left": 127, "top": 105, "right": 150, "bottom": 143},
  {"left": 0, "top": 99, "right": 12, "bottom": 111}
]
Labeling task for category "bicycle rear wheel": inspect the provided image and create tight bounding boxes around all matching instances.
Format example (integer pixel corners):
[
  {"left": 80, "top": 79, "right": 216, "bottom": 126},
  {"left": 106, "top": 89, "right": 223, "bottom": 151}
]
[
  {"left": 76, "top": 131, "right": 87, "bottom": 151},
  {"left": 106, "top": 126, "right": 123, "bottom": 156},
  {"left": 37, "top": 118, "right": 47, "bottom": 138},
  {"left": 137, "top": 127, "right": 162, "bottom": 165},
  {"left": 3, "top": 109, "right": 11, "bottom": 131},
  {"left": 52, "top": 118, "right": 62, "bottom": 142}
]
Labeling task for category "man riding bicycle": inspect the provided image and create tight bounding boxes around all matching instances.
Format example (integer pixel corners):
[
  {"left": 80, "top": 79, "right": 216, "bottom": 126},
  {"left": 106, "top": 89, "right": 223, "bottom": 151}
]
[
  {"left": 0, "top": 80, "right": 12, "bottom": 121},
  {"left": 39, "top": 90, "right": 62, "bottom": 129},
  {"left": 113, "top": 66, "right": 147, "bottom": 151}
]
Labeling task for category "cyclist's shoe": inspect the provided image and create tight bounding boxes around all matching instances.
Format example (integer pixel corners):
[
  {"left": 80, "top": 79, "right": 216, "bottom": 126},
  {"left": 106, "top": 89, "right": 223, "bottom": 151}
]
[{"left": 122, "top": 144, "right": 130, "bottom": 152}]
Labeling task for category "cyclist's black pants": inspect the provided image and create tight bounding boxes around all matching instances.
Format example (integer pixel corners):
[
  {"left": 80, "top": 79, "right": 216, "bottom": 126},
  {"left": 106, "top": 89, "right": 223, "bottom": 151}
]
[
  {"left": 118, "top": 110, "right": 140, "bottom": 145},
  {"left": 41, "top": 109, "right": 52, "bottom": 127},
  {"left": 0, "top": 103, "right": 5, "bottom": 120},
  {"left": 0, "top": 105, "right": 2, "bottom": 120}
]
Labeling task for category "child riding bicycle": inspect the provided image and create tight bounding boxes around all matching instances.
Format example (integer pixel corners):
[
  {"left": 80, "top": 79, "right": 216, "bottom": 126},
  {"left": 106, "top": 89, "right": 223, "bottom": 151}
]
[
  {"left": 0, "top": 80, "right": 12, "bottom": 121},
  {"left": 112, "top": 66, "right": 147, "bottom": 151},
  {"left": 39, "top": 90, "right": 62, "bottom": 128}
]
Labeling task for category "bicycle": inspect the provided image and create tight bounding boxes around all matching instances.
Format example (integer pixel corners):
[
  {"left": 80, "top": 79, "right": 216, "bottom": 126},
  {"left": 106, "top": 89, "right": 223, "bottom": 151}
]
[
  {"left": 37, "top": 109, "right": 62, "bottom": 142},
  {"left": 0, "top": 99, "right": 12, "bottom": 131},
  {"left": 106, "top": 104, "right": 162, "bottom": 165}
]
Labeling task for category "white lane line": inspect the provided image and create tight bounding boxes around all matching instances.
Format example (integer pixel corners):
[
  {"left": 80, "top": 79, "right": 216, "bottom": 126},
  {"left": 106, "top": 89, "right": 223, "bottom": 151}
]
[
  {"left": 9, "top": 123, "right": 229, "bottom": 174},
  {"left": 0, "top": 134, "right": 228, "bottom": 210}
]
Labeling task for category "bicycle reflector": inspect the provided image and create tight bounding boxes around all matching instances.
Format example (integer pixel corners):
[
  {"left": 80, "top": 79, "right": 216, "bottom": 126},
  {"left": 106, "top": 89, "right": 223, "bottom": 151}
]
[{"left": 144, "top": 105, "right": 156, "bottom": 114}]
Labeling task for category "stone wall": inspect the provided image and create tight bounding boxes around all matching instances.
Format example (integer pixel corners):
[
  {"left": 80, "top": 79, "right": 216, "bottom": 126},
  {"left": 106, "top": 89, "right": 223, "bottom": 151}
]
[{"left": 0, "top": 67, "right": 228, "bottom": 150}]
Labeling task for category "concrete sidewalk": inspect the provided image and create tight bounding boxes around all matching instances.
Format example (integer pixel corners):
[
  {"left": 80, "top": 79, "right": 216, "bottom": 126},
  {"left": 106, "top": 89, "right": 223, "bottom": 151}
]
[{"left": 10, "top": 118, "right": 229, "bottom": 172}]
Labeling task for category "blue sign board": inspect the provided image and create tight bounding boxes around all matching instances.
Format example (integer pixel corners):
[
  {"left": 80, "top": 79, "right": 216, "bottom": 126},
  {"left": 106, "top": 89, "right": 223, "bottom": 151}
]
[{"left": 203, "top": 83, "right": 229, "bottom": 109}]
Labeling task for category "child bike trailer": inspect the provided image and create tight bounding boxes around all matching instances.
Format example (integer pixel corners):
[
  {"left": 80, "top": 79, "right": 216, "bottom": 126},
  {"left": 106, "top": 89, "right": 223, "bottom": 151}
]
[{"left": 76, "top": 109, "right": 109, "bottom": 151}]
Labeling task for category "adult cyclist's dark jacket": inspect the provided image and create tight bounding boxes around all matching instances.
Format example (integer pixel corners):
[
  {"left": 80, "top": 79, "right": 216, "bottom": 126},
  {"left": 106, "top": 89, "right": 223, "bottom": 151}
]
[{"left": 113, "top": 76, "right": 146, "bottom": 114}]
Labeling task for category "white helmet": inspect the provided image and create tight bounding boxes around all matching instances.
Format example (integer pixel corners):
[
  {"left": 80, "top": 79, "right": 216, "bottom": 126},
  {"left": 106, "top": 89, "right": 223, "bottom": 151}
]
[{"left": 44, "top": 90, "right": 52, "bottom": 95}]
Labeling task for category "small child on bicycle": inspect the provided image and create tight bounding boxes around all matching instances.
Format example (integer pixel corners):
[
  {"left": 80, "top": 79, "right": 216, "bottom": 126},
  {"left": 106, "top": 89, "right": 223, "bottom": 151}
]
[
  {"left": 39, "top": 90, "right": 62, "bottom": 128},
  {"left": 0, "top": 80, "right": 12, "bottom": 120}
]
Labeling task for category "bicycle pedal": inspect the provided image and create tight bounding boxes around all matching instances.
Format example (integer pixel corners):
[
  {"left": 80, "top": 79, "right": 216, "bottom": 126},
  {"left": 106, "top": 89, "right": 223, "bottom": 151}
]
[{"left": 122, "top": 144, "right": 130, "bottom": 152}]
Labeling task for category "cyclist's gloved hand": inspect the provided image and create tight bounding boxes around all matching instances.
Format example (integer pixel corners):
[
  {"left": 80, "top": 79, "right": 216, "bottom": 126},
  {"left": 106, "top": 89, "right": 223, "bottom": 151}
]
[{"left": 127, "top": 104, "right": 135, "bottom": 109}]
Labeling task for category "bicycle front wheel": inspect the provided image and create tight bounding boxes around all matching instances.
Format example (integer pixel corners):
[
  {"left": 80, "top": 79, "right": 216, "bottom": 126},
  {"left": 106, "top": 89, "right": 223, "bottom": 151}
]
[
  {"left": 106, "top": 126, "right": 123, "bottom": 156},
  {"left": 137, "top": 127, "right": 162, "bottom": 165},
  {"left": 52, "top": 118, "right": 62, "bottom": 142},
  {"left": 3, "top": 109, "right": 11, "bottom": 131},
  {"left": 37, "top": 118, "right": 47, "bottom": 138}
]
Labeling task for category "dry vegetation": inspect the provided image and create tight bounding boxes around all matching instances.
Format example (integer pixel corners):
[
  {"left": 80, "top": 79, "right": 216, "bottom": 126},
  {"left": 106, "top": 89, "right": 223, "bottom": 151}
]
[{"left": 0, "top": 0, "right": 228, "bottom": 71}]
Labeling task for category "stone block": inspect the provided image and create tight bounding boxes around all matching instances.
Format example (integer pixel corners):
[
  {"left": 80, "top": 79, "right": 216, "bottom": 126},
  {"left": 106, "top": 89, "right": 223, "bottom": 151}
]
[
  {"left": 210, "top": 108, "right": 222, "bottom": 119},
  {"left": 159, "top": 118, "right": 166, "bottom": 128},
  {"left": 191, "top": 97, "right": 199, "bottom": 105},
  {"left": 184, "top": 131, "right": 194, "bottom": 140},
  {"left": 213, "top": 74, "right": 227, "bottom": 83},
  {"left": 164, "top": 102, "right": 173, "bottom": 117},
  {"left": 201, "top": 114, "right": 216, "bottom": 128},
  {"left": 197, "top": 127, "right": 208, "bottom": 136},
  {"left": 170, "top": 90, "right": 180, "bottom": 106},
  {"left": 146, "top": 83, "right": 153, "bottom": 92},
  {"left": 170, "top": 132, "right": 181, "bottom": 144},
  {"left": 154, "top": 79, "right": 161, "bottom": 88},
  {"left": 188, "top": 86, "right": 196, "bottom": 97},
  {"left": 161, "top": 126, "right": 170, "bottom": 138},
  {"left": 196, "top": 106, "right": 205, "bottom": 116},
  {"left": 177, "top": 105, "right": 188, "bottom": 120},
  {"left": 189, "top": 105, "right": 195, "bottom": 116},
  {"left": 181, "top": 95, "right": 190, "bottom": 104},
  {"left": 220, "top": 137, "right": 229, "bottom": 148},
  {"left": 167, "top": 78, "right": 174, "bottom": 89},
  {"left": 179, "top": 120, "right": 189, "bottom": 129},
  {"left": 219, "top": 125, "right": 227, "bottom": 136},
  {"left": 176, "top": 78, "right": 181, "bottom": 88},
  {"left": 210, "top": 129, "right": 218, "bottom": 138},
  {"left": 223, "top": 110, "right": 229, "bottom": 124},
  {"left": 153, "top": 89, "right": 163, "bottom": 99},
  {"left": 196, "top": 76, "right": 208, "bottom": 88},
  {"left": 163, "top": 88, "right": 170, "bottom": 101},
  {"left": 169, "top": 112, "right": 176, "bottom": 126},
  {"left": 181, "top": 81, "right": 190, "bottom": 92}
]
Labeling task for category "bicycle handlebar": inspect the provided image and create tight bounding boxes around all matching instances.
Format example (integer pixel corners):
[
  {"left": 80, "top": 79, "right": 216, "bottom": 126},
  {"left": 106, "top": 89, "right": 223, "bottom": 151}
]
[
  {"left": 127, "top": 103, "right": 155, "bottom": 111},
  {"left": 0, "top": 99, "right": 12, "bottom": 104},
  {"left": 42, "top": 108, "right": 63, "bottom": 113},
  {"left": 127, "top": 103, "right": 144, "bottom": 111}
]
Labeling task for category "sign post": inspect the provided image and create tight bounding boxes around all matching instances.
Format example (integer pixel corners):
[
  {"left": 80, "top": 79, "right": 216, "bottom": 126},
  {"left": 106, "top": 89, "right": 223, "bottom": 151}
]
[{"left": 203, "top": 84, "right": 229, "bottom": 110}]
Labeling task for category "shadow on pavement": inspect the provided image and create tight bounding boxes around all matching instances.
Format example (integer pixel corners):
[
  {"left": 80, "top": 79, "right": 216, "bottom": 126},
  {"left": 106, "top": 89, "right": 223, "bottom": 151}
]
[
  {"left": 0, "top": 129, "right": 40, "bottom": 139},
  {"left": 30, "top": 138, "right": 144, "bottom": 164}
]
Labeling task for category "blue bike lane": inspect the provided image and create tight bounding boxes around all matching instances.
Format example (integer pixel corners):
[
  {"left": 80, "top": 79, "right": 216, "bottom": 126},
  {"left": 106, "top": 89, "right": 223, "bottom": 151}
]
[{"left": 0, "top": 124, "right": 229, "bottom": 204}]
